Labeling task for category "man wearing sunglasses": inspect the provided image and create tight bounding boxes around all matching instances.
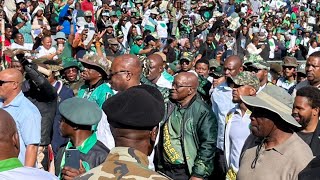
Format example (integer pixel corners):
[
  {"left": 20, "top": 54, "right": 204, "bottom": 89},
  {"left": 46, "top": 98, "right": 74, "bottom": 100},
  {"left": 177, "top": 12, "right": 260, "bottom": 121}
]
[
  {"left": 0, "top": 69, "right": 41, "bottom": 168},
  {"left": 276, "top": 56, "right": 298, "bottom": 92},
  {"left": 178, "top": 52, "right": 197, "bottom": 76},
  {"left": 243, "top": 55, "right": 271, "bottom": 93}
]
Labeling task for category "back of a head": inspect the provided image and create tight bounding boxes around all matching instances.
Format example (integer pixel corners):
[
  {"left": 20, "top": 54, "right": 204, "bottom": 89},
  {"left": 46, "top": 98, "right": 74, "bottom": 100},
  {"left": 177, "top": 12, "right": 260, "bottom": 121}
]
[
  {"left": 113, "top": 54, "right": 142, "bottom": 79},
  {"left": 0, "top": 109, "right": 19, "bottom": 159},
  {"left": 103, "top": 85, "right": 165, "bottom": 154}
]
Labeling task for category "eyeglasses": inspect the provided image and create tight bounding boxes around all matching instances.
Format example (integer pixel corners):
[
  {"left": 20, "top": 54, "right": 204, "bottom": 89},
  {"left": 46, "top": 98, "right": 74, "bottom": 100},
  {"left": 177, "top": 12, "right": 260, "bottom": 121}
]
[
  {"left": 172, "top": 83, "right": 192, "bottom": 89},
  {"left": 0, "top": 80, "right": 16, "bottom": 86},
  {"left": 108, "top": 70, "right": 130, "bottom": 78}
]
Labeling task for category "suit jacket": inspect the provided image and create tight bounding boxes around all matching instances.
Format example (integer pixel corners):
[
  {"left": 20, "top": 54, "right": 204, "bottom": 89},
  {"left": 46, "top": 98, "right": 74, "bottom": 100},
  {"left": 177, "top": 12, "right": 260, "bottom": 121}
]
[{"left": 51, "top": 81, "right": 74, "bottom": 156}]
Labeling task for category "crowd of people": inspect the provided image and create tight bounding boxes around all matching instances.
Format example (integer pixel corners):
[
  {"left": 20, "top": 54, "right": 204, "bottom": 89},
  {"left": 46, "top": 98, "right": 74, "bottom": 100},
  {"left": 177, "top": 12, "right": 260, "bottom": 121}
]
[{"left": 0, "top": 0, "right": 320, "bottom": 179}]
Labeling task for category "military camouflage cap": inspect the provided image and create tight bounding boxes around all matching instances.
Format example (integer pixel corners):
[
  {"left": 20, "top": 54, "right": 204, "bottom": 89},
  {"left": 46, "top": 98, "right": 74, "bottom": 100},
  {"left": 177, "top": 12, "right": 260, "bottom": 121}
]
[
  {"left": 243, "top": 54, "right": 270, "bottom": 70},
  {"left": 59, "top": 97, "right": 102, "bottom": 126},
  {"left": 283, "top": 56, "right": 298, "bottom": 67},
  {"left": 79, "top": 54, "right": 110, "bottom": 76},
  {"left": 228, "top": 71, "right": 260, "bottom": 91},
  {"left": 297, "top": 63, "right": 306, "bottom": 74},
  {"left": 180, "top": 52, "right": 194, "bottom": 62}
]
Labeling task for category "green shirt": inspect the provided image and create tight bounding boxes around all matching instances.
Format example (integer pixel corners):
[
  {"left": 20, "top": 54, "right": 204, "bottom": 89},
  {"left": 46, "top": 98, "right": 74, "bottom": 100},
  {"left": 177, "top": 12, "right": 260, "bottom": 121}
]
[
  {"left": 0, "top": 158, "right": 23, "bottom": 172},
  {"left": 58, "top": 41, "right": 72, "bottom": 60},
  {"left": 130, "top": 44, "right": 143, "bottom": 55},
  {"left": 78, "top": 83, "right": 114, "bottom": 108},
  {"left": 163, "top": 108, "right": 185, "bottom": 164}
]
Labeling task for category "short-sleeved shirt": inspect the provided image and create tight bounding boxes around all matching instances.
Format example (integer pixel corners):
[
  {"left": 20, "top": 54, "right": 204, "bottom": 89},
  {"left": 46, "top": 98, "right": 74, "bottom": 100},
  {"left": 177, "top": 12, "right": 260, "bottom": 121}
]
[
  {"left": 130, "top": 44, "right": 143, "bottom": 55},
  {"left": 0, "top": 91, "right": 41, "bottom": 164},
  {"left": 237, "top": 133, "right": 313, "bottom": 180},
  {"left": 0, "top": 158, "right": 57, "bottom": 180}
]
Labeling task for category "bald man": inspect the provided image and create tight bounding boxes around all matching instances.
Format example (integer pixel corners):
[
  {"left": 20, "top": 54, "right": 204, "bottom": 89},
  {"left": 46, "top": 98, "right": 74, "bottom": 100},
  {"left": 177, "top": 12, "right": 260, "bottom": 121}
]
[
  {"left": 156, "top": 72, "right": 217, "bottom": 180},
  {"left": 210, "top": 55, "right": 243, "bottom": 179},
  {"left": 147, "top": 54, "right": 172, "bottom": 89},
  {"left": 0, "top": 69, "right": 41, "bottom": 167},
  {"left": 0, "top": 109, "right": 57, "bottom": 179},
  {"left": 108, "top": 54, "right": 142, "bottom": 92}
]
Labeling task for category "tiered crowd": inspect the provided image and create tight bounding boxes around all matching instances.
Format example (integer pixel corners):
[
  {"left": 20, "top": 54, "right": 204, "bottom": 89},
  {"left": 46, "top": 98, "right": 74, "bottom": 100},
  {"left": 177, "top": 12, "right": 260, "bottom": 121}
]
[{"left": 0, "top": 0, "right": 320, "bottom": 179}]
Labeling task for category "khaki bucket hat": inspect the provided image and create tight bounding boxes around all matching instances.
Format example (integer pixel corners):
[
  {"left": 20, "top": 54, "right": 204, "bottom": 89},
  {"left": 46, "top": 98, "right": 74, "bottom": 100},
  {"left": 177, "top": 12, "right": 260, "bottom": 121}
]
[{"left": 240, "top": 90, "right": 301, "bottom": 127}]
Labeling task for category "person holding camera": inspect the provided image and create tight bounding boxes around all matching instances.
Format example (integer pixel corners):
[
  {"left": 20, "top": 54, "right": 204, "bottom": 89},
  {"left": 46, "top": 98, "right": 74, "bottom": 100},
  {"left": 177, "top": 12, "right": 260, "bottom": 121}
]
[
  {"left": 12, "top": 2, "right": 33, "bottom": 46},
  {"left": 58, "top": 0, "right": 75, "bottom": 36}
]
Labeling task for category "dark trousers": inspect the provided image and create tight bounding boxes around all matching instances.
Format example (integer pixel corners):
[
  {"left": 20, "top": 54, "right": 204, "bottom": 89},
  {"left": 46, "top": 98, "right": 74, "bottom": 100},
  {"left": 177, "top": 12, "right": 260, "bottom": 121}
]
[
  {"left": 210, "top": 148, "right": 226, "bottom": 180},
  {"left": 159, "top": 163, "right": 189, "bottom": 180}
]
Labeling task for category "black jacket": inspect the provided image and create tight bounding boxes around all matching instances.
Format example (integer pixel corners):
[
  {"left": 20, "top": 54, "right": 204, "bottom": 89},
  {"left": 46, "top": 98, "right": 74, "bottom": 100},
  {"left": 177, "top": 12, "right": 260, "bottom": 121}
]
[{"left": 22, "top": 64, "right": 58, "bottom": 146}]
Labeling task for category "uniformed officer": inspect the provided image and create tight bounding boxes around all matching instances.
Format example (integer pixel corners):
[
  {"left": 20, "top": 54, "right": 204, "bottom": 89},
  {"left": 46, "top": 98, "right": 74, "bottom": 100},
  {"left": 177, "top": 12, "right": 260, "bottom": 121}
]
[
  {"left": 76, "top": 85, "right": 169, "bottom": 179},
  {"left": 55, "top": 97, "right": 109, "bottom": 179}
]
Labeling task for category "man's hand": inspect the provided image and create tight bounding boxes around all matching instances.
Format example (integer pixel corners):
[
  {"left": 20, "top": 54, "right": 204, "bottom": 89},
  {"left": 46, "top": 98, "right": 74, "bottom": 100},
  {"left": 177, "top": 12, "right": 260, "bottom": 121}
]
[
  {"left": 61, "top": 161, "right": 85, "bottom": 180},
  {"left": 190, "top": 176, "right": 203, "bottom": 180}
]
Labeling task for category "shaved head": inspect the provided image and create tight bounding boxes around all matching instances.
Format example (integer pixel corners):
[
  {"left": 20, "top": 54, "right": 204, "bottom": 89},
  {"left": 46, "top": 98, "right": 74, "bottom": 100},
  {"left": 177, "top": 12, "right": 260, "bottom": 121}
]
[
  {"left": 147, "top": 54, "right": 164, "bottom": 83},
  {"left": 177, "top": 72, "right": 199, "bottom": 88},
  {"left": 171, "top": 72, "right": 199, "bottom": 105},
  {"left": 112, "top": 54, "right": 142, "bottom": 77},
  {"left": 0, "top": 69, "right": 23, "bottom": 104},
  {"left": 0, "top": 68, "right": 23, "bottom": 83},
  {"left": 148, "top": 54, "right": 163, "bottom": 67},
  {"left": 224, "top": 55, "right": 243, "bottom": 78},
  {"left": 110, "top": 54, "right": 142, "bottom": 91},
  {"left": 0, "top": 109, "right": 19, "bottom": 160}
]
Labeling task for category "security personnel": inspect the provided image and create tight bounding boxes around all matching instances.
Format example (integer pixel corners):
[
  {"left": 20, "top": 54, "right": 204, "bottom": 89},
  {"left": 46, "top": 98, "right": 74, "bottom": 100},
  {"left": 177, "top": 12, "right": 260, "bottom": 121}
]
[
  {"left": 76, "top": 85, "right": 169, "bottom": 179},
  {"left": 55, "top": 97, "right": 109, "bottom": 179}
]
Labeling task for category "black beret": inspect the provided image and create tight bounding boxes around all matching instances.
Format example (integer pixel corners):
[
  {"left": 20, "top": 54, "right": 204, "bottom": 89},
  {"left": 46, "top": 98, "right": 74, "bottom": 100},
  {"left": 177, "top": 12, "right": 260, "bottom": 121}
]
[{"left": 103, "top": 85, "right": 165, "bottom": 130}]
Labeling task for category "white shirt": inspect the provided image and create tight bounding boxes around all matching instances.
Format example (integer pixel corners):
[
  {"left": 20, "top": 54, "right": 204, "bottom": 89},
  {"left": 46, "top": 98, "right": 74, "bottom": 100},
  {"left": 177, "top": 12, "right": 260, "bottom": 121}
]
[
  {"left": 211, "top": 81, "right": 237, "bottom": 150},
  {"left": 307, "top": 46, "right": 320, "bottom": 58},
  {"left": 224, "top": 107, "right": 251, "bottom": 173},
  {"left": 11, "top": 43, "right": 33, "bottom": 50},
  {"left": 36, "top": 46, "right": 58, "bottom": 60},
  {"left": 276, "top": 77, "right": 296, "bottom": 91},
  {"left": 0, "top": 167, "right": 57, "bottom": 180},
  {"left": 156, "top": 20, "right": 168, "bottom": 38},
  {"left": 246, "top": 43, "right": 262, "bottom": 55},
  {"left": 156, "top": 74, "right": 172, "bottom": 89}
]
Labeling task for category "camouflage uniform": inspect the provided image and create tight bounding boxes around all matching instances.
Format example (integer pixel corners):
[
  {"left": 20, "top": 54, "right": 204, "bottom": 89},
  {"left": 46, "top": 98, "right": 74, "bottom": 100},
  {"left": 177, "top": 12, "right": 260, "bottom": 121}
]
[{"left": 75, "top": 147, "right": 169, "bottom": 180}]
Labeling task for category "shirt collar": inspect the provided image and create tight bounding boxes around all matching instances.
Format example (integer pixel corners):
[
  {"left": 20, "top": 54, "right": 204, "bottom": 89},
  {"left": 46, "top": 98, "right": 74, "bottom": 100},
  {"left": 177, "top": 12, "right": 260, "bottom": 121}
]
[
  {"left": 107, "top": 147, "right": 149, "bottom": 168},
  {"left": 264, "top": 133, "right": 297, "bottom": 155},
  {"left": 0, "top": 158, "right": 23, "bottom": 172},
  {"left": 1, "top": 91, "right": 24, "bottom": 108},
  {"left": 66, "top": 133, "right": 97, "bottom": 154}
]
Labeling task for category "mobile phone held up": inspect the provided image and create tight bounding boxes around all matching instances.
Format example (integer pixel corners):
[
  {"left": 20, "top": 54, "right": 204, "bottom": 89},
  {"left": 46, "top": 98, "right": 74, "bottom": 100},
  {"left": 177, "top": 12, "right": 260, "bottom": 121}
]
[{"left": 65, "top": 148, "right": 80, "bottom": 169}]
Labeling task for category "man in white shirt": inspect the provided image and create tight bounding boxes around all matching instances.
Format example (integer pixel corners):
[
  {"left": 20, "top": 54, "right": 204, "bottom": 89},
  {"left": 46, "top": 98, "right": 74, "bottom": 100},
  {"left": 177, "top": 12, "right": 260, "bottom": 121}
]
[
  {"left": 246, "top": 36, "right": 265, "bottom": 56},
  {"left": 11, "top": 33, "right": 33, "bottom": 50},
  {"left": 36, "top": 36, "right": 58, "bottom": 60},
  {"left": 147, "top": 54, "right": 172, "bottom": 89},
  {"left": 224, "top": 71, "right": 259, "bottom": 179}
]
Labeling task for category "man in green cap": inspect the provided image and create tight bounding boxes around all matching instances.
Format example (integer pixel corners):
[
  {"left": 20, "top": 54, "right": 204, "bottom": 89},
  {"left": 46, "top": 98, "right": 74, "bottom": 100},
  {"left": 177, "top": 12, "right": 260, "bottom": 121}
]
[
  {"left": 179, "top": 52, "right": 197, "bottom": 75},
  {"left": 243, "top": 54, "right": 271, "bottom": 92},
  {"left": 129, "top": 35, "right": 154, "bottom": 56},
  {"left": 76, "top": 85, "right": 169, "bottom": 179},
  {"left": 224, "top": 71, "right": 260, "bottom": 180},
  {"left": 55, "top": 97, "right": 109, "bottom": 179},
  {"left": 78, "top": 54, "right": 114, "bottom": 108},
  {"left": 61, "top": 58, "right": 84, "bottom": 96}
]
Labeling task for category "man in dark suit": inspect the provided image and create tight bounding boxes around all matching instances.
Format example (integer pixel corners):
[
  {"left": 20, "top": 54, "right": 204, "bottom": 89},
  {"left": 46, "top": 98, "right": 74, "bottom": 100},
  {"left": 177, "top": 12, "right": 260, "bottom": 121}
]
[{"left": 43, "top": 61, "right": 74, "bottom": 156}]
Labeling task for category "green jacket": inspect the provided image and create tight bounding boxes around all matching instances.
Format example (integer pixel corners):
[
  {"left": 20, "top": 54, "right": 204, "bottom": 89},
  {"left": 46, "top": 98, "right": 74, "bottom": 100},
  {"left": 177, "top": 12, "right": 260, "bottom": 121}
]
[{"left": 157, "top": 95, "right": 217, "bottom": 178}]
